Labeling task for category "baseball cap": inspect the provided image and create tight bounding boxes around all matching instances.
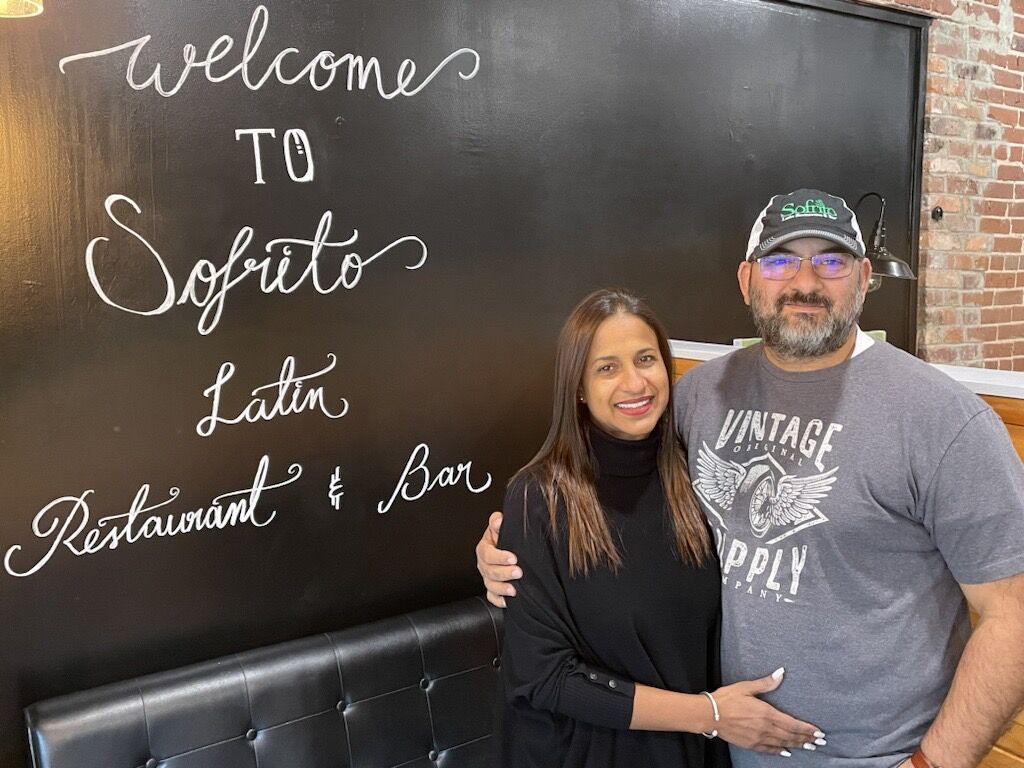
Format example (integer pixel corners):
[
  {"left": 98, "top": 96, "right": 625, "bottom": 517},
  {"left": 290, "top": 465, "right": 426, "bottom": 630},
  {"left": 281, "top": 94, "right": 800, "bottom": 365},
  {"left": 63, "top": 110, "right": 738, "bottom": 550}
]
[{"left": 745, "top": 189, "right": 866, "bottom": 262}]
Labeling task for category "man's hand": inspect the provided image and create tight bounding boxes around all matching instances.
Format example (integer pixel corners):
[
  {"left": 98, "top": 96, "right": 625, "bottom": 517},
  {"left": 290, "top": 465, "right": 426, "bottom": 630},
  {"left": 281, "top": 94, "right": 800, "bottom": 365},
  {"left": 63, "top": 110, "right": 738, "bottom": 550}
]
[{"left": 475, "top": 511, "right": 521, "bottom": 607}]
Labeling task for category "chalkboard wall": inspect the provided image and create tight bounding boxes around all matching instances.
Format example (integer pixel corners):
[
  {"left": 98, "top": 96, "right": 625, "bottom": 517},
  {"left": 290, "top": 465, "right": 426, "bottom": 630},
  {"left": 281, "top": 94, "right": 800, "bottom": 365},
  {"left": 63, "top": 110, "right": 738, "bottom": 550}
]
[{"left": 0, "top": 1, "right": 925, "bottom": 765}]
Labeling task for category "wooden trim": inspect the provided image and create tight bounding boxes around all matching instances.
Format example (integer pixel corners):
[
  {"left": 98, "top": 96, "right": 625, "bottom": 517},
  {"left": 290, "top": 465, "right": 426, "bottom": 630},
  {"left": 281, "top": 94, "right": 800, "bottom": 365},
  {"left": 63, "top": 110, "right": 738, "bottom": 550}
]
[{"left": 984, "top": 395, "right": 1024, "bottom": 429}]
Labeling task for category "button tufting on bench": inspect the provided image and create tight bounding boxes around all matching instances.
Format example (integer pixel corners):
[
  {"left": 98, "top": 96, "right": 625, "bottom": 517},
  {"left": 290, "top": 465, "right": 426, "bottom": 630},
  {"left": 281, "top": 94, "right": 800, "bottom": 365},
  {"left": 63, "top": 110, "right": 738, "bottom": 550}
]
[{"left": 24, "top": 598, "right": 504, "bottom": 768}]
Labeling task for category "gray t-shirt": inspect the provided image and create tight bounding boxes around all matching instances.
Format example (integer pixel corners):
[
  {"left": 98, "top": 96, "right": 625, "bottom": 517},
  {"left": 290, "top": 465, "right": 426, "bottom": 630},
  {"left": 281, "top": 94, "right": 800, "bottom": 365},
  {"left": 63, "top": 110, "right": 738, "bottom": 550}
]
[{"left": 674, "top": 341, "right": 1024, "bottom": 767}]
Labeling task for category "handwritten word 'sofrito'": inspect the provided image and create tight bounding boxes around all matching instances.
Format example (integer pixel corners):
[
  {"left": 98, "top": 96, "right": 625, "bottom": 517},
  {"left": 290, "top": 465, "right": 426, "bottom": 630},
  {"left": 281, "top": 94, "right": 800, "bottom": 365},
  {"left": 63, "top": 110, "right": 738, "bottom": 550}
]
[
  {"left": 3, "top": 456, "right": 302, "bottom": 578},
  {"left": 197, "top": 354, "right": 349, "bottom": 438},
  {"left": 57, "top": 4, "right": 480, "bottom": 100},
  {"left": 85, "top": 196, "right": 428, "bottom": 335},
  {"left": 377, "top": 443, "right": 492, "bottom": 515}
]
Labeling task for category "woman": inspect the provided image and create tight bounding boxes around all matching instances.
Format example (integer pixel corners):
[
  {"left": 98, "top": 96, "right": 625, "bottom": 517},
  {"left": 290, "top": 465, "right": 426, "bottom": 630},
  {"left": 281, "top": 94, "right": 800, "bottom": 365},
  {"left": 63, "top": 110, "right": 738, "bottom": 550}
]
[{"left": 497, "top": 289, "right": 821, "bottom": 767}]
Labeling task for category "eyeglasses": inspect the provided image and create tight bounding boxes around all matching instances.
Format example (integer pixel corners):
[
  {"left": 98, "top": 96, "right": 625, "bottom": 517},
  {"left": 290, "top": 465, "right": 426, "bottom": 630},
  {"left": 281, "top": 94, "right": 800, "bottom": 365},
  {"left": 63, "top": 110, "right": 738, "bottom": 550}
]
[{"left": 755, "top": 252, "right": 857, "bottom": 281}]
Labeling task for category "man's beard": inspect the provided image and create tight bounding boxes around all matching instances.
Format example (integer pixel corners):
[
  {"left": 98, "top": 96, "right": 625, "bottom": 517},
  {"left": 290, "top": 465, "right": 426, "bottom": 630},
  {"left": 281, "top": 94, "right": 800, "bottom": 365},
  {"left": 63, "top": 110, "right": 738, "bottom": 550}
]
[{"left": 749, "top": 278, "right": 865, "bottom": 360}]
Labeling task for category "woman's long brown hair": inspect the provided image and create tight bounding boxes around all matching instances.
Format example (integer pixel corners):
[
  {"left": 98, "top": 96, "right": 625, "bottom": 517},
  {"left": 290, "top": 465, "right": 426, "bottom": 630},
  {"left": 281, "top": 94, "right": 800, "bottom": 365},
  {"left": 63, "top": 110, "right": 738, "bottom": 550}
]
[{"left": 513, "top": 288, "right": 712, "bottom": 575}]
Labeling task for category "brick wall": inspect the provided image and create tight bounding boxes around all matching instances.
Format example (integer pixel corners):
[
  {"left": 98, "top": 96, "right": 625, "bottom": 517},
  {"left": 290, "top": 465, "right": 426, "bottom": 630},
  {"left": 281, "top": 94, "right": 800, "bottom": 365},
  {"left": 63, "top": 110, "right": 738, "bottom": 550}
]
[{"left": 861, "top": 0, "right": 1024, "bottom": 370}]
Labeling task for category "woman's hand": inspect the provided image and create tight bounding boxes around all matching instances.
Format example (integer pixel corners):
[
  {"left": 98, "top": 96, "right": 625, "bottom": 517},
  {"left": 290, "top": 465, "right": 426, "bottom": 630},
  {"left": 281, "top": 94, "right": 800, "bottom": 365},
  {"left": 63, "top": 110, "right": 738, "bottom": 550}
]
[{"left": 712, "top": 668, "right": 826, "bottom": 756}]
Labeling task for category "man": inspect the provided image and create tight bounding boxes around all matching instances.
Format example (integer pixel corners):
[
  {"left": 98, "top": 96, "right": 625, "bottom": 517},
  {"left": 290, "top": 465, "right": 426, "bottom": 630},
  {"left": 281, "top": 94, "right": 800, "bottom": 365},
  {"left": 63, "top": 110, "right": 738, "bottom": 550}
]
[{"left": 477, "top": 189, "right": 1024, "bottom": 767}]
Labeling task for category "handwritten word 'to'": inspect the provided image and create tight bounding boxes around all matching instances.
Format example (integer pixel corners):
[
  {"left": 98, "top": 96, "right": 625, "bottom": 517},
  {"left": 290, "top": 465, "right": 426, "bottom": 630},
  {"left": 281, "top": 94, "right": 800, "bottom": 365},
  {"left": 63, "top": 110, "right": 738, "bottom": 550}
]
[{"left": 85, "top": 194, "right": 428, "bottom": 335}]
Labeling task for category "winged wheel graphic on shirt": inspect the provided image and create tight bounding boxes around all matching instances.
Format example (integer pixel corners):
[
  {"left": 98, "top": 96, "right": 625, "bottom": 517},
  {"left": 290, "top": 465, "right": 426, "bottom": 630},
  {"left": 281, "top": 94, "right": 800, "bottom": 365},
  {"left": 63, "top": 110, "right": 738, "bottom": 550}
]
[{"left": 694, "top": 442, "right": 837, "bottom": 543}]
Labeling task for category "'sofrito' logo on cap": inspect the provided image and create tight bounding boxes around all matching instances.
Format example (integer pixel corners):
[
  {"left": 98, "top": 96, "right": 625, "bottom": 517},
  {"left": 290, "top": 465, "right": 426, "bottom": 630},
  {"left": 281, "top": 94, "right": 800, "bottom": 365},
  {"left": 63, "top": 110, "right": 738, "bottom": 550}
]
[{"left": 779, "top": 199, "right": 838, "bottom": 222}]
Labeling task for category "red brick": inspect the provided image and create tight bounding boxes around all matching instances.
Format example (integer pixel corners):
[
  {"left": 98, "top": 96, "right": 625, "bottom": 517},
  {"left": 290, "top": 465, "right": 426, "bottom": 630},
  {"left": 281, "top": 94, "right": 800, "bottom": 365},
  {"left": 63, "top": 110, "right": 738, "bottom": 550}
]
[
  {"left": 985, "top": 182, "right": 1015, "bottom": 199},
  {"left": 992, "top": 255, "right": 1007, "bottom": 270},
  {"left": 984, "top": 341, "right": 1016, "bottom": 356},
  {"left": 998, "top": 322, "right": 1024, "bottom": 338},
  {"left": 991, "top": 105, "right": 1020, "bottom": 126},
  {"left": 982, "top": 306, "right": 1014, "bottom": 323},
  {"left": 964, "top": 290, "right": 989, "bottom": 306},
  {"left": 1006, "top": 255, "right": 1023, "bottom": 269},
  {"left": 1016, "top": 340, "right": 1024, "bottom": 355},
  {"left": 1013, "top": 357, "right": 1024, "bottom": 371},
  {"left": 953, "top": 254, "right": 991, "bottom": 270},
  {"left": 948, "top": 178, "right": 979, "bottom": 195},
  {"left": 929, "top": 116, "right": 965, "bottom": 136},
  {"left": 999, "top": 164, "right": 1024, "bottom": 180},
  {"left": 986, "top": 271, "right": 1018, "bottom": 287},
  {"left": 995, "top": 69, "right": 1024, "bottom": 89},
  {"left": 1014, "top": 304, "right": 1024, "bottom": 320},
  {"left": 984, "top": 360, "right": 1001, "bottom": 369},
  {"left": 978, "top": 49, "right": 1008, "bottom": 67},
  {"left": 928, "top": 76, "right": 968, "bottom": 97},
  {"left": 932, "top": 40, "right": 967, "bottom": 59},
  {"left": 974, "top": 86, "right": 1005, "bottom": 104},
  {"left": 969, "top": 2, "right": 1001, "bottom": 23},
  {"left": 982, "top": 217, "right": 1012, "bottom": 233},
  {"left": 980, "top": 199, "right": 1009, "bottom": 215},
  {"left": 945, "top": 140, "right": 974, "bottom": 157},
  {"left": 993, "top": 288, "right": 1024, "bottom": 304},
  {"left": 967, "top": 325, "right": 1000, "bottom": 341},
  {"left": 993, "top": 236, "right": 1022, "bottom": 251},
  {"left": 953, "top": 102, "right": 984, "bottom": 120}
]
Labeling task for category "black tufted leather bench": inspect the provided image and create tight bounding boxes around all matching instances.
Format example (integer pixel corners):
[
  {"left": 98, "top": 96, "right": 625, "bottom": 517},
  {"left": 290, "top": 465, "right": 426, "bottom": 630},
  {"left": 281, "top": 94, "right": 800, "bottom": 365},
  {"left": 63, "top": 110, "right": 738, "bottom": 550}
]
[{"left": 25, "top": 597, "right": 503, "bottom": 768}]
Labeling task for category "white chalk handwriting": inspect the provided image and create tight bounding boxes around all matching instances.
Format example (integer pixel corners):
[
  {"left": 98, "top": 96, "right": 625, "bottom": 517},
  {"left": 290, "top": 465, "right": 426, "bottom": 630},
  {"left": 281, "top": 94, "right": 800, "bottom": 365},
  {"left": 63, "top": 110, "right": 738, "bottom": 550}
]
[
  {"left": 197, "top": 354, "right": 349, "bottom": 438},
  {"left": 3, "top": 455, "right": 302, "bottom": 578},
  {"left": 377, "top": 443, "right": 492, "bottom": 515},
  {"left": 85, "top": 194, "right": 429, "bottom": 335},
  {"left": 58, "top": 5, "right": 480, "bottom": 100}
]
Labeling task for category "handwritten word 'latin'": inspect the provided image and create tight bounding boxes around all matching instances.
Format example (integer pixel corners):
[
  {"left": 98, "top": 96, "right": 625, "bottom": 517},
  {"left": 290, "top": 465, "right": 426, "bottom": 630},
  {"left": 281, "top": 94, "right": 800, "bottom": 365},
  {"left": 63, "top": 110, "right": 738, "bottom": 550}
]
[
  {"left": 377, "top": 443, "right": 492, "bottom": 515},
  {"left": 85, "top": 194, "right": 429, "bottom": 335},
  {"left": 3, "top": 456, "right": 302, "bottom": 578},
  {"left": 58, "top": 5, "right": 480, "bottom": 100},
  {"left": 198, "top": 354, "right": 349, "bottom": 438}
]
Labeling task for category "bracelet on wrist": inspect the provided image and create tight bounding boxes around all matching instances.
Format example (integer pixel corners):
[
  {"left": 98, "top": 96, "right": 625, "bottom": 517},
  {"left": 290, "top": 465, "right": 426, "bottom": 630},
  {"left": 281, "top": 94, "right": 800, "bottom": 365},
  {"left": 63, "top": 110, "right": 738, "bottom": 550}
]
[{"left": 700, "top": 691, "right": 720, "bottom": 739}]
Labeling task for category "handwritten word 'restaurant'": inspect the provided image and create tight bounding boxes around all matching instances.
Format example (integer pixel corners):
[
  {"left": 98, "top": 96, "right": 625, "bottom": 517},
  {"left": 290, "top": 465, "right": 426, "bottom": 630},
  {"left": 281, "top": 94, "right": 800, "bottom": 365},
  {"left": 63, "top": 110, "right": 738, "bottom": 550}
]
[
  {"left": 86, "top": 194, "right": 429, "bottom": 335},
  {"left": 3, "top": 455, "right": 302, "bottom": 578},
  {"left": 57, "top": 4, "right": 480, "bottom": 100}
]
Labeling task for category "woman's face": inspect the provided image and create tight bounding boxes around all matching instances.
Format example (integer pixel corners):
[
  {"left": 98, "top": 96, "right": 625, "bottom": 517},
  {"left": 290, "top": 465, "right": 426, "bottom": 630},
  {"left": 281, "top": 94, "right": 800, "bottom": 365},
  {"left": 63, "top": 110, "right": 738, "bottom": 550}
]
[{"left": 581, "top": 313, "right": 669, "bottom": 441}]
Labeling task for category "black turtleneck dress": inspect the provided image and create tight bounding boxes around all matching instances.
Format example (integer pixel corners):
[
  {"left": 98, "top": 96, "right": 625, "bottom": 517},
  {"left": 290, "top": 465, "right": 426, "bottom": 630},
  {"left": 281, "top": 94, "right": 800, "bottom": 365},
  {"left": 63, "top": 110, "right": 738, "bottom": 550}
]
[{"left": 497, "top": 426, "right": 729, "bottom": 768}]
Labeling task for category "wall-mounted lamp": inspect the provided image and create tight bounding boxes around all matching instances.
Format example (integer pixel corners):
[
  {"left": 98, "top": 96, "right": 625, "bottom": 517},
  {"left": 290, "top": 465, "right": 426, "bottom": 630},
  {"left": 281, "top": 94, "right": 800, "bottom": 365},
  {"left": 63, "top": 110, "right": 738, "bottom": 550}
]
[
  {"left": 855, "top": 192, "right": 916, "bottom": 292},
  {"left": 0, "top": 0, "right": 43, "bottom": 17}
]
